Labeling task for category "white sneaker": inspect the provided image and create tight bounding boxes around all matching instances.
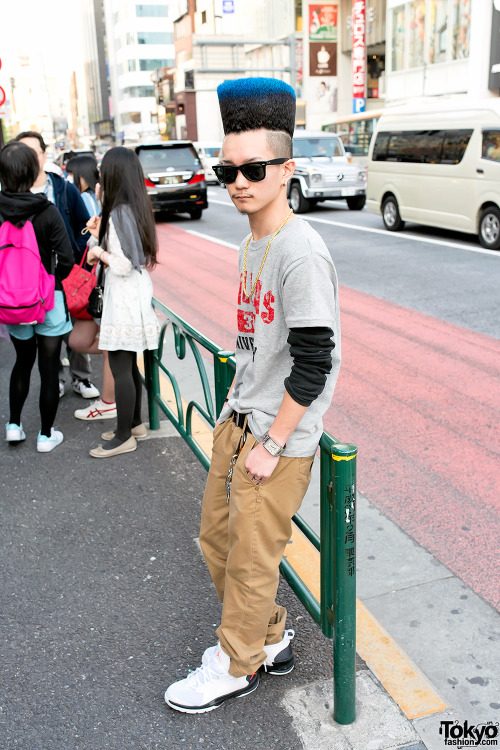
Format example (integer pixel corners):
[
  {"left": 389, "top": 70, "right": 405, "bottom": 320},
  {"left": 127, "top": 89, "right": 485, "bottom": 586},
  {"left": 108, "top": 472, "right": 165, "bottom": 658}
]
[
  {"left": 202, "top": 630, "right": 295, "bottom": 675},
  {"left": 72, "top": 378, "right": 100, "bottom": 399},
  {"left": 6, "top": 423, "right": 26, "bottom": 442},
  {"left": 165, "top": 647, "right": 259, "bottom": 713},
  {"left": 59, "top": 380, "right": 65, "bottom": 399},
  {"left": 37, "top": 429, "right": 64, "bottom": 453},
  {"left": 74, "top": 399, "right": 117, "bottom": 421}
]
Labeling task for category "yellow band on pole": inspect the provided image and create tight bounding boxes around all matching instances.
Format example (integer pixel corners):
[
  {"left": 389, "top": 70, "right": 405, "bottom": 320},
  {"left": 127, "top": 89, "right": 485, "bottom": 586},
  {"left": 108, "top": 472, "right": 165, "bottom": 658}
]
[{"left": 332, "top": 453, "right": 357, "bottom": 461}]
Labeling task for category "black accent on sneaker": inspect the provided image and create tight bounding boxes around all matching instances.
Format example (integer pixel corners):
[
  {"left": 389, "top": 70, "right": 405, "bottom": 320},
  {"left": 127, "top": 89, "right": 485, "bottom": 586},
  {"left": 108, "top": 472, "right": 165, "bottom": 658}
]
[
  {"left": 260, "top": 645, "right": 295, "bottom": 675},
  {"left": 165, "top": 673, "right": 259, "bottom": 714}
]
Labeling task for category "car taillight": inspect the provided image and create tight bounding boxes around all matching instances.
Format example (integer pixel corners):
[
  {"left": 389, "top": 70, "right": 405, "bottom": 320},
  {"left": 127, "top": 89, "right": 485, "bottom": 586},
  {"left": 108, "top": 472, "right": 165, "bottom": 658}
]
[
  {"left": 188, "top": 170, "right": 205, "bottom": 184},
  {"left": 145, "top": 178, "right": 156, "bottom": 187}
]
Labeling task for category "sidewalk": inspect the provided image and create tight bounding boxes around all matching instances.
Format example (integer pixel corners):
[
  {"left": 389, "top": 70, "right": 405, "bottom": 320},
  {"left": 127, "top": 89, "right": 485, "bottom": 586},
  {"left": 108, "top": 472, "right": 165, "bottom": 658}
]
[{"left": 1, "top": 337, "right": 428, "bottom": 750}]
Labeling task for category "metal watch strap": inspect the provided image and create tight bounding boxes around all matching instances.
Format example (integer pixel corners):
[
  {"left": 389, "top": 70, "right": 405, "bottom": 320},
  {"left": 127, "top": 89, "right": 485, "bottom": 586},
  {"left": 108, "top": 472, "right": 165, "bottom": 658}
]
[{"left": 262, "top": 431, "right": 286, "bottom": 457}]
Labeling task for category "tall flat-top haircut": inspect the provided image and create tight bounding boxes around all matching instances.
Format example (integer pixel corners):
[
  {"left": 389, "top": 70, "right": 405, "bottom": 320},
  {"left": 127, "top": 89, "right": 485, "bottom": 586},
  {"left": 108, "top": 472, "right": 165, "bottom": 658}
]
[
  {"left": 217, "top": 77, "right": 296, "bottom": 140},
  {"left": 99, "top": 147, "right": 157, "bottom": 268},
  {"left": 0, "top": 141, "right": 40, "bottom": 193}
]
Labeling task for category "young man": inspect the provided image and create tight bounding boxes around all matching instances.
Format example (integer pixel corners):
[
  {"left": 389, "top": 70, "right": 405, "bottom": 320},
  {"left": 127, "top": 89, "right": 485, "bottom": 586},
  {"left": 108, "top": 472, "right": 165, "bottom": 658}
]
[
  {"left": 165, "top": 78, "right": 341, "bottom": 713},
  {"left": 15, "top": 132, "right": 101, "bottom": 403}
]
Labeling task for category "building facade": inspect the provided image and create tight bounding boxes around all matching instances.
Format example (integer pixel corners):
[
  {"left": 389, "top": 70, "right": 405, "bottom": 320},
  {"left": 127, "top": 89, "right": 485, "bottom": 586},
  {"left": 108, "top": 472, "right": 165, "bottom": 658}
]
[
  {"left": 81, "top": 0, "right": 113, "bottom": 144},
  {"left": 104, "top": 0, "right": 175, "bottom": 143},
  {"left": 384, "top": 0, "right": 495, "bottom": 103}
]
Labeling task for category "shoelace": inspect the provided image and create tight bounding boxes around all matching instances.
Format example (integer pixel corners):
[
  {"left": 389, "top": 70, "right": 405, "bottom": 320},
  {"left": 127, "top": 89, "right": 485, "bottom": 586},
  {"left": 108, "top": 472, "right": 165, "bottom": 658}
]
[{"left": 187, "top": 654, "right": 225, "bottom": 688}]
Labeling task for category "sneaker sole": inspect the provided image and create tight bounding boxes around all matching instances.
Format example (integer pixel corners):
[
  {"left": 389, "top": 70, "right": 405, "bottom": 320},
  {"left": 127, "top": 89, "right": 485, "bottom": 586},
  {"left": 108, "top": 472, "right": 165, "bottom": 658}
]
[
  {"left": 37, "top": 440, "right": 63, "bottom": 453},
  {"left": 74, "top": 412, "right": 117, "bottom": 421},
  {"left": 260, "top": 656, "right": 295, "bottom": 675},
  {"left": 165, "top": 674, "right": 259, "bottom": 714}
]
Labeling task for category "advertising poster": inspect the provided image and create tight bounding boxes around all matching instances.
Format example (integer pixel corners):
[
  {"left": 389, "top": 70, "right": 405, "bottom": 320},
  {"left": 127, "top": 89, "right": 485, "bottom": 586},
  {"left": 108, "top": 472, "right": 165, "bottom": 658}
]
[
  {"left": 309, "top": 42, "right": 338, "bottom": 76},
  {"left": 309, "top": 4, "right": 338, "bottom": 41}
]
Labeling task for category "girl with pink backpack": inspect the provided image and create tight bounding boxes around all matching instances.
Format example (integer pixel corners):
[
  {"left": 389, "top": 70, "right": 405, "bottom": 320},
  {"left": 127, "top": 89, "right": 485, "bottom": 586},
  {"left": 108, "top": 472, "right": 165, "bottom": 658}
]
[{"left": 0, "top": 142, "right": 74, "bottom": 452}]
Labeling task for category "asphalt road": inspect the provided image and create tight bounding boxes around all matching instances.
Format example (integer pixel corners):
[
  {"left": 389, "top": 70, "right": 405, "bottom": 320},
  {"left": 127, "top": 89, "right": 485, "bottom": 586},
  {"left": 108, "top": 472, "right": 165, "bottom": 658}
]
[{"left": 151, "top": 194, "right": 500, "bottom": 612}]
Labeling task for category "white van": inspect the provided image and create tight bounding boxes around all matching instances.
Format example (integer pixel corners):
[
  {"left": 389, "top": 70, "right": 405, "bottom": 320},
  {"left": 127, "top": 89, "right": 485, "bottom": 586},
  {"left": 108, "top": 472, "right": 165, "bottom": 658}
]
[
  {"left": 366, "top": 100, "right": 500, "bottom": 249},
  {"left": 194, "top": 142, "right": 222, "bottom": 184}
]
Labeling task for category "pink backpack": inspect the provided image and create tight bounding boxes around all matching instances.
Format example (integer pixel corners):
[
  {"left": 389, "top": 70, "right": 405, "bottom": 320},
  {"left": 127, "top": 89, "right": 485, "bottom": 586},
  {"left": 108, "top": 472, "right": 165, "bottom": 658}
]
[{"left": 0, "top": 214, "right": 55, "bottom": 325}]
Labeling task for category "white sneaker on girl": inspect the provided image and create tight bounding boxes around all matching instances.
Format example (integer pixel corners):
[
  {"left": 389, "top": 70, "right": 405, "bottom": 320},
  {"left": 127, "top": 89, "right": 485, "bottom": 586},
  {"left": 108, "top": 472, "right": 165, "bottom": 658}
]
[{"left": 37, "top": 429, "right": 64, "bottom": 453}]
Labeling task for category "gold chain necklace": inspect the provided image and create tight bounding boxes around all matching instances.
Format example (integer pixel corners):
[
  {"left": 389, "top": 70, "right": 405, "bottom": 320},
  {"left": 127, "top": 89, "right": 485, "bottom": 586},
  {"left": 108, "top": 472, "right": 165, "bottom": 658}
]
[{"left": 242, "top": 208, "right": 294, "bottom": 299}]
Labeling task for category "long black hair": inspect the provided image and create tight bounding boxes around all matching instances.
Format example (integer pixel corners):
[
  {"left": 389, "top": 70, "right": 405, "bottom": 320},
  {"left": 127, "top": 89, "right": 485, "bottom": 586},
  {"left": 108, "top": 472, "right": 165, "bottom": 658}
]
[
  {"left": 0, "top": 141, "right": 40, "bottom": 192},
  {"left": 66, "top": 154, "right": 99, "bottom": 193},
  {"left": 98, "top": 147, "right": 157, "bottom": 268}
]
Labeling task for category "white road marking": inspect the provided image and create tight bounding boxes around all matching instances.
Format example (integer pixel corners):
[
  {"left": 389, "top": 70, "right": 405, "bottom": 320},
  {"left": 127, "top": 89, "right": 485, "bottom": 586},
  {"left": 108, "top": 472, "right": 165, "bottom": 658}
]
[
  {"left": 207, "top": 198, "right": 500, "bottom": 257},
  {"left": 183, "top": 228, "right": 239, "bottom": 250}
]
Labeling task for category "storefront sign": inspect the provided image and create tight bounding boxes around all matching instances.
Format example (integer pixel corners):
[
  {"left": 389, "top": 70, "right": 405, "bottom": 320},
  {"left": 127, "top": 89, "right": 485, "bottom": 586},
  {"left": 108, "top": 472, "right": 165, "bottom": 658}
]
[
  {"left": 309, "top": 4, "right": 338, "bottom": 42},
  {"left": 222, "top": 0, "right": 235, "bottom": 13},
  {"left": 351, "top": 0, "right": 366, "bottom": 113},
  {"left": 309, "top": 42, "right": 337, "bottom": 77},
  {"left": 489, "top": 1, "right": 500, "bottom": 90}
]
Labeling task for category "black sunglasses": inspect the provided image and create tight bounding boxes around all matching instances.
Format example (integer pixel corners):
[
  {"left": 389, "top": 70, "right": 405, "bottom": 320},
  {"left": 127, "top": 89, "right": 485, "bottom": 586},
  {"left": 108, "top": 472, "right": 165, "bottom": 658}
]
[{"left": 213, "top": 158, "right": 289, "bottom": 184}]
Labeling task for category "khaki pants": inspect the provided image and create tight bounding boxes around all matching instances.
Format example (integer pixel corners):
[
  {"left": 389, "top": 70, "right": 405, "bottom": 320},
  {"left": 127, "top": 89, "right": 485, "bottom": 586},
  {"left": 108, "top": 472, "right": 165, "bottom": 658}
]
[{"left": 199, "top": 417, "right": 313, "bottom": 678}]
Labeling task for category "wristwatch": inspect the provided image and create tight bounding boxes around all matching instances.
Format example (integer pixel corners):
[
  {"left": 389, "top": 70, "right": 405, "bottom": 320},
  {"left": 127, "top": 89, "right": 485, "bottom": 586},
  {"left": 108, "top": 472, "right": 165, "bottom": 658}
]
[{"left": 262, "top": 432, "right": 286, "bottom": 457}]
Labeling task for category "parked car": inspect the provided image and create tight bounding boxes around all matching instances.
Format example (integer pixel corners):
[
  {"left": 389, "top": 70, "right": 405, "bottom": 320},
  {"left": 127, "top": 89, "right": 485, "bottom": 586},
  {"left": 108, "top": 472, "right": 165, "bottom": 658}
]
[
  {"left": 194, "top": 142, "right": 222, "bottom": 184},
  {"left": 54, "top": 149, "right": 95, "bottom": 172},
  {"left": 366, "top": 98, "right": 500, "bottom": 249},
  {"left": 134, "top": 141, "right": 208, "bottom": 219},
  {"left": 288, "top": 131, "right": 367, "bottom": 213}
]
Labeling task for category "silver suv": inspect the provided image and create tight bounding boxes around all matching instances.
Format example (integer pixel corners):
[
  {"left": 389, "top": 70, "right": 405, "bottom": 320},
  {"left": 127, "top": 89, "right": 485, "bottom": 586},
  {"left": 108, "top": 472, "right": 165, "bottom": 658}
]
[{"left": 288, "top": 131, "right": 366, "bottom": 213}]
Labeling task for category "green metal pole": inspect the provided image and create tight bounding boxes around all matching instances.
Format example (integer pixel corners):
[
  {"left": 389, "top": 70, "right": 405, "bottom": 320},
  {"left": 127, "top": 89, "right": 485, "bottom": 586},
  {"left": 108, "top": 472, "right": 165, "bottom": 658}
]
[
  {"left": 143, "top": 349, "right": 161, "bottom": 430},
  {"left": 213, "top": 352, "right": 235, "bottom": 417},
  {"left": 320, "top": 442, "right": 334, "bottom": 638},
  {"left": 332, "top": 443, "right": 357, "bottom": 725}
]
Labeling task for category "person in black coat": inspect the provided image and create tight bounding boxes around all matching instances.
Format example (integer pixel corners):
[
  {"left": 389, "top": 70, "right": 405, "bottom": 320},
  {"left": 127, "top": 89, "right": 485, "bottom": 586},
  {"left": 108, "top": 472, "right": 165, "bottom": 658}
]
[
  {"left": 0, "top": 141, "right": 74, "bottom": 452},
  {"left": 14, "top": 131, "right": 100, "bottom": 401}
]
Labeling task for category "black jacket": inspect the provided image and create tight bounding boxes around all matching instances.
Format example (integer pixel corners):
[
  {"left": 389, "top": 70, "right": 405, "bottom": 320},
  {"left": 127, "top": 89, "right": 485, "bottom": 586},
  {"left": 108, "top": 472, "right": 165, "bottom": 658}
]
[
  {"left": 0, "top": 191, "right": 74, "bottom": 290},
  {"left": 49, "top": 172, "right": 90, "bottom": 262}
]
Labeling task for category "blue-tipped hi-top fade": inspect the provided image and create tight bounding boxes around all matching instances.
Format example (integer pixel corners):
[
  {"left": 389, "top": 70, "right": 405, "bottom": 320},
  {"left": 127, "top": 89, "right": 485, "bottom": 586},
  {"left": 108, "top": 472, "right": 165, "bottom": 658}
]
[{"left": 217, "top": 77, "right": 296, "bottom": 138}]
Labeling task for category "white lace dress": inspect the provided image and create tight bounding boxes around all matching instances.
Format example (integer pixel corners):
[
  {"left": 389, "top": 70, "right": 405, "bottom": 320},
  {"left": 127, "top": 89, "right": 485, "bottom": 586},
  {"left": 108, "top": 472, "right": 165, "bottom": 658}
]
[{"left": 98, "top": 217, "right": 160, "bottom": 352}]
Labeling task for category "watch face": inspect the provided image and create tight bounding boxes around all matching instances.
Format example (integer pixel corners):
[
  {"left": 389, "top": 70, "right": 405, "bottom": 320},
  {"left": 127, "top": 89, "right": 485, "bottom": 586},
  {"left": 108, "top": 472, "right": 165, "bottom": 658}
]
[{"left": 264, "top": 436, "right": 281, "bottom": 456}]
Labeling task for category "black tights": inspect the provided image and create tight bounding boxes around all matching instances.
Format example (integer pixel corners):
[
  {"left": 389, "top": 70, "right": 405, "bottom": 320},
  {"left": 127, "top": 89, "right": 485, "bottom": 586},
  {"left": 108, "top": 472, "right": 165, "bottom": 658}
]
[
  {"left": 9, "top": 334, "right": 63, "bottom": 437},
  {"left": 107, "top": 350, "right": 142, "bottom": 447}
]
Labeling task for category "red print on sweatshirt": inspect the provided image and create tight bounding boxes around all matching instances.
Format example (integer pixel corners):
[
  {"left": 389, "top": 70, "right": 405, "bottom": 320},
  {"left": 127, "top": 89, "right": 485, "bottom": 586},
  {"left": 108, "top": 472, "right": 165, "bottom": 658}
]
[{"left": 237, "top": 273, "right": 275, "bottom": 332}]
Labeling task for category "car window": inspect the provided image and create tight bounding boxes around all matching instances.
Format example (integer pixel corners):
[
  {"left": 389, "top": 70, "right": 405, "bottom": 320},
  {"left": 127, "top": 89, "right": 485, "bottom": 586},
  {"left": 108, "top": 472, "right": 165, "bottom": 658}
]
[
  {"left": 137, "top": 145, "right": 201, "bottom": 170},
  {"left": 373, "top": 129, "right": 471, "bottom": 164},
  {"left": 293, "top": 138, "right": 343, "bottom": 158},
  {"left": 440, "top": 130, "right": 473, "bottom": 164},
  {"left": 482, "top": 130, "right": 500, "bottom": 162},
  {"left": 204, "top": 147, "right": 221, "bottom": 157}
]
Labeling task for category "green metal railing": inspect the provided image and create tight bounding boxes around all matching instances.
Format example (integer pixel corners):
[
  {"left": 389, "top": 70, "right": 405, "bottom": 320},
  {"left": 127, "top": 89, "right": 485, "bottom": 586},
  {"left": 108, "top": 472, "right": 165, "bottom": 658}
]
[{"left": 143, "top": 298, "right": 357, "bottom": 725}]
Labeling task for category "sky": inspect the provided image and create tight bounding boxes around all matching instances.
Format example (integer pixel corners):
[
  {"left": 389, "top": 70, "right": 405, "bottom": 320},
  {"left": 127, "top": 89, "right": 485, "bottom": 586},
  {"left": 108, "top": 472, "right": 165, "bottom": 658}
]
[{"left": 0, "top": 0, "right": 82, "bottom": 94}]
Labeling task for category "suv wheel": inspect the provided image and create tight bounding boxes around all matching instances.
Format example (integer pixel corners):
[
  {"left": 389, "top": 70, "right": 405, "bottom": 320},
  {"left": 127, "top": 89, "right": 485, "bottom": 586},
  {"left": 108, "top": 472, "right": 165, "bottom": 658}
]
[
  {"left": 479, "top": 206, "right": 500, "bottom": 249},
  {"left": 347, "top": 196, "right": 366, "bottom": 211},
  {"left": 382, "top": 195, "right": 405, "bottom": 231},
  {"left": 289, "top": 183, "right": 310, "bottom": 214},
  {"left": 189, "top": 207, "right": 203, "bottom": 220}
]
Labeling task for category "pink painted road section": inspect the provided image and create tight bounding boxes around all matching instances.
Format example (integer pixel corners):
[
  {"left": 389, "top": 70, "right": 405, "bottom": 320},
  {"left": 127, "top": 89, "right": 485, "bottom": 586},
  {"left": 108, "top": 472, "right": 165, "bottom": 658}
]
[{"left": 152, "top": 223, "right": 500, "bottom": 611}]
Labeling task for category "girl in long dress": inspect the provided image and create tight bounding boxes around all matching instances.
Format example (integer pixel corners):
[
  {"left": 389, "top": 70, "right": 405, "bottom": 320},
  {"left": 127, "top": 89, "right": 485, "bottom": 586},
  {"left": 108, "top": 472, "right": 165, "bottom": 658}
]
[{"left": 85, "top": 147, "right": 160, "bottom": 458}]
